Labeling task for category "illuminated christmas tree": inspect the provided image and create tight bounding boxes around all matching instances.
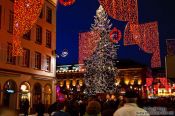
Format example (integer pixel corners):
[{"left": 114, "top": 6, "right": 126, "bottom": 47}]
[{"left": 84, "top": 5, "right": 118, "bottom": 95}]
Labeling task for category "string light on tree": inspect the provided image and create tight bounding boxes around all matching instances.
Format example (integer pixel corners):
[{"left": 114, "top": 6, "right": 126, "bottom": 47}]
[
  {"left": 13, "top": 0, "right": 44, "bottom": 56},
  {"left": 84, "top": 5, "right": 118, "bottom": 95}
]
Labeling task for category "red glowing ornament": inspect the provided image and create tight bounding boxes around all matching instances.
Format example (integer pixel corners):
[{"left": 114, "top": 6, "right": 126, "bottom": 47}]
[
  {"left": 59, "top": 0, "right": 75, "bottom": 6},
  {"left": 109, "top": 27, "right": 122, "bottom": 43},
  {"left": 12, "top": 0, "right": 44, "bottom": 56}
]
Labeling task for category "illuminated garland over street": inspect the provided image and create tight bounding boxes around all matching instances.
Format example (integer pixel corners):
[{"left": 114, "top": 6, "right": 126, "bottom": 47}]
[
  {"left": 124, "top": 22, "right": 161, "bottom": 68},
  {"left": 59, "top": 0, "right": 75, "bottom": 6},
  {"left": 99, "top": 0, "right": 161, "bottom": 68},
  {"left": 99, "top": 0, "right": 139, "bottom": 23},
  {"left": 13, "top": 0, "right": 44, "bottom": 56}
]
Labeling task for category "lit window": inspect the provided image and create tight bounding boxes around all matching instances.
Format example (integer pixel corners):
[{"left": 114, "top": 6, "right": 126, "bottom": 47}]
[
  {"left": 22, "top": 48, "right": 30, "bottom": 67},
  {"left": 23, "top": 31, "right": 31, "bottom": 40},
  {"left": 8, "top": 11, "right": 14, "bottom": 33},
  {"left": 46, "top": 55, "right": 51, "bottom": 71},
  {"left": 7, "top": 43, "right": 16, "bottom": 64},
  {"left": 35, "top": 52, "right": 41, "bottom": 69},
  {"left": 39, "top": 8, "right": 43, "bottom": 18},
  {"left": 36, "top": 25, "right": 42, "bottom": 44},
  {"left": 46, "top": 7, "right": 52, "bottom": 24},
  {"left": 46, "top": 30, "right": 52, "bottom": 48}
]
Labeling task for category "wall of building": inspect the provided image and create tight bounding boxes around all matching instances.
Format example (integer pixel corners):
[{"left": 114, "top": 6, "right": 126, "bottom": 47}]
[
  {"left": 0, "top": 0, "right": 57, "bottom": 112},
  {"left": 0, "top": 0, "right": 56, "bottom": 77}
]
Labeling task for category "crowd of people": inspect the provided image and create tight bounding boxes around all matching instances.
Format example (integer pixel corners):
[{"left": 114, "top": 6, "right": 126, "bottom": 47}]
[
  {"left": 48, "top": 91, "right": 151, "bottom": 116},
  {"left": 47, "top": 91, "right": 175, "bottom": 116},
  {"left": 1, "top": 90, "right": 175, "bottom": 116}
]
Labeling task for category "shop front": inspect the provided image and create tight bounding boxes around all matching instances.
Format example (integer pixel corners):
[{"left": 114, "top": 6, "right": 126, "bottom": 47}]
[{"left": 3, "top": 80, "right": 17, "bottom": 109}]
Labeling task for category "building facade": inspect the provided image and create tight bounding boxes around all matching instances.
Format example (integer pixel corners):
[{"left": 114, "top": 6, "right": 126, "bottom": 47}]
[
  {"left": 0, "top": 0, "right": 56, "bottom": 112},
  {"left": 56, "top": 63, "right": 146, "bottom": 96}
]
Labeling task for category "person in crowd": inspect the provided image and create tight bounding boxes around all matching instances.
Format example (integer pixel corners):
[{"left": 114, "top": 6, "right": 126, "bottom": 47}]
[
  {"left": 113, "top": 90, "right": 150, "bottom": 116},
  {"left": 35, "top": 101, "right": 45, "bottom": 116},
  {"left": 0, "top": 107, "right": 18, "bottom": 116},
  {"left": 84, "top": 100, "right": 101, "bottom": 116},
  {"left": 53, "top": 102, "right": 70, "bottom": 116},
  {"left": 66, "top": 98, "right": 79, "bottom": 116},
  {"left": 48, "top": 102, "right": 59, "bottom": 115},
  {"left": 79, "top": 98, "right": 87, "bottom": 116}
]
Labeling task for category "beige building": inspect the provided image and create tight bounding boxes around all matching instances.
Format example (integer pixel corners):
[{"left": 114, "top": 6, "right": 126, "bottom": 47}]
[{"left": 0, "top": 0, "right": 56, "bottom": 112}]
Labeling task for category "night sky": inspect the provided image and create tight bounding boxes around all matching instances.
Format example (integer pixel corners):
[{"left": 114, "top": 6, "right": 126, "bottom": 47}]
[{"left": 56, "top": 0, "right": 175, "bottom": 67}]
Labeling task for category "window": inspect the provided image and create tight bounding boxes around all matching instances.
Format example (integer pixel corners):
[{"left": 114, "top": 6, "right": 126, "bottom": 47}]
[
  {"left": 23, "top": 31, "right": 31, "bottom": 40},
  {"left": 0, "top": 5, "right": 2, "bottom": 29},
  {"left": 39, "top": 9, "right": 43, "bottom": 18},
  {"left": 46, "top": 55, "right": 51, "bottom": 71},
  {"left": 35, "top": 52, "right": 41, "bottom": 69},
  {"left": 22, "top": 48, "right": 30, "bottom": 67},
  {"left": 46, "top": 7, "right": 52, "bottom": 24},
  {"left": 8, "top": 11, "right": 14, "bottom": 33},
  {"left": 36, "top": 25, "right": 42, "bottom": 44},
  {"left": 7, "top": 43, "right": 16, "bottom": 64},
  {"left": 46, "top": 30, "right": 52, "bottom": 48}
]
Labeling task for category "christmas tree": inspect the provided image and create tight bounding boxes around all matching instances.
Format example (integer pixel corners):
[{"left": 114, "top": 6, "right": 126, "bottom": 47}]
[{"left": 84, "top": 5, "right": 118, "bottom": 95}]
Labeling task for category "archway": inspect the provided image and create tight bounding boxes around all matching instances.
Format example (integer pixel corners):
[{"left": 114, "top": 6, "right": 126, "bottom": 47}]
[
  {"left": 19, "top": 82, "right": 31, "bottom": 112},
  {"left": 44, "top": 84, "right": 52, "bottom": 111},
  {"left": 33, "top": 83, "right": 42, "bottom": 104},
  {"left": 3, "top": 80, "right": 17, "bottom": 109}
]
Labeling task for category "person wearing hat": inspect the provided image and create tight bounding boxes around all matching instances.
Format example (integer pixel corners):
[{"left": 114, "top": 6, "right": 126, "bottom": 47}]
[{"left": 113, "top": 90, "right": 150, "bottom": 116}]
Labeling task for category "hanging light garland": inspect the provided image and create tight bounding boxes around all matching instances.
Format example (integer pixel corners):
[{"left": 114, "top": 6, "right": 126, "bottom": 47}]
[
  {"left": 99, "top": 0, "right": 139, "bottom": 23},
  {"left": 59, "top": 0, "right": 75, "bottom": 6},
  {"left": 124, "top": 22, "right": 161, "bottom": 68},
  {"left": 13, "top": 0, "right": 44, "bottom": 56},
  {"left": 109, "top": 27, "right": 122, "bottom": 43}
]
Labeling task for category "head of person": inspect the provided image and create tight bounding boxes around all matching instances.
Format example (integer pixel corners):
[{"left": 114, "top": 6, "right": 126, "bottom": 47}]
[
  {"left": 124, "top": 90, "right": 138, "bottom": 103},
  {"left": 0, "top": 107, "right": 17, "bottom": 116},
  {"left": 86, "top": 101, "right": 101, "bottom": 115},
  {"left": 57, "top": 102, "right": 66, "bottom": 111}
]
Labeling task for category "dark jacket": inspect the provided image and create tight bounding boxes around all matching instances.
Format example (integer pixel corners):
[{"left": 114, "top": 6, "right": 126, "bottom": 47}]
[{"left": 53, "top": 111, "right": 70, "bottom": 116}]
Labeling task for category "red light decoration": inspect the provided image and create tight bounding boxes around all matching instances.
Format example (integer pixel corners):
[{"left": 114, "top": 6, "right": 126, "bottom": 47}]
[
  {"left": 159, "top": 78, "right": 167, "bottom": 87},
  {"left": 13, "top": 0, "right": 44, "bottom": 56},
  {"left": 109, "top": 27, "right": 122, "bottom": 43},
  {"left": 12, "top": 37, "right": 23, "bottom": 56},
  {"left": 99, "top": 0, "right": 138, "bottom": 23},
  {"left": 124, "top": 22, "right": 161, "bottom": 68},
  {"left": 59, "top": 0, "right": 75, "bottom": 6},
  {"left": 124, "top": 23, "right": 140, "bottom": 45},
  {"left": 146, "top": 78, "right": 153, "bottom": 87},
  {"left": 79, "top": 32, "right": 100, "bottom": 64}
]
